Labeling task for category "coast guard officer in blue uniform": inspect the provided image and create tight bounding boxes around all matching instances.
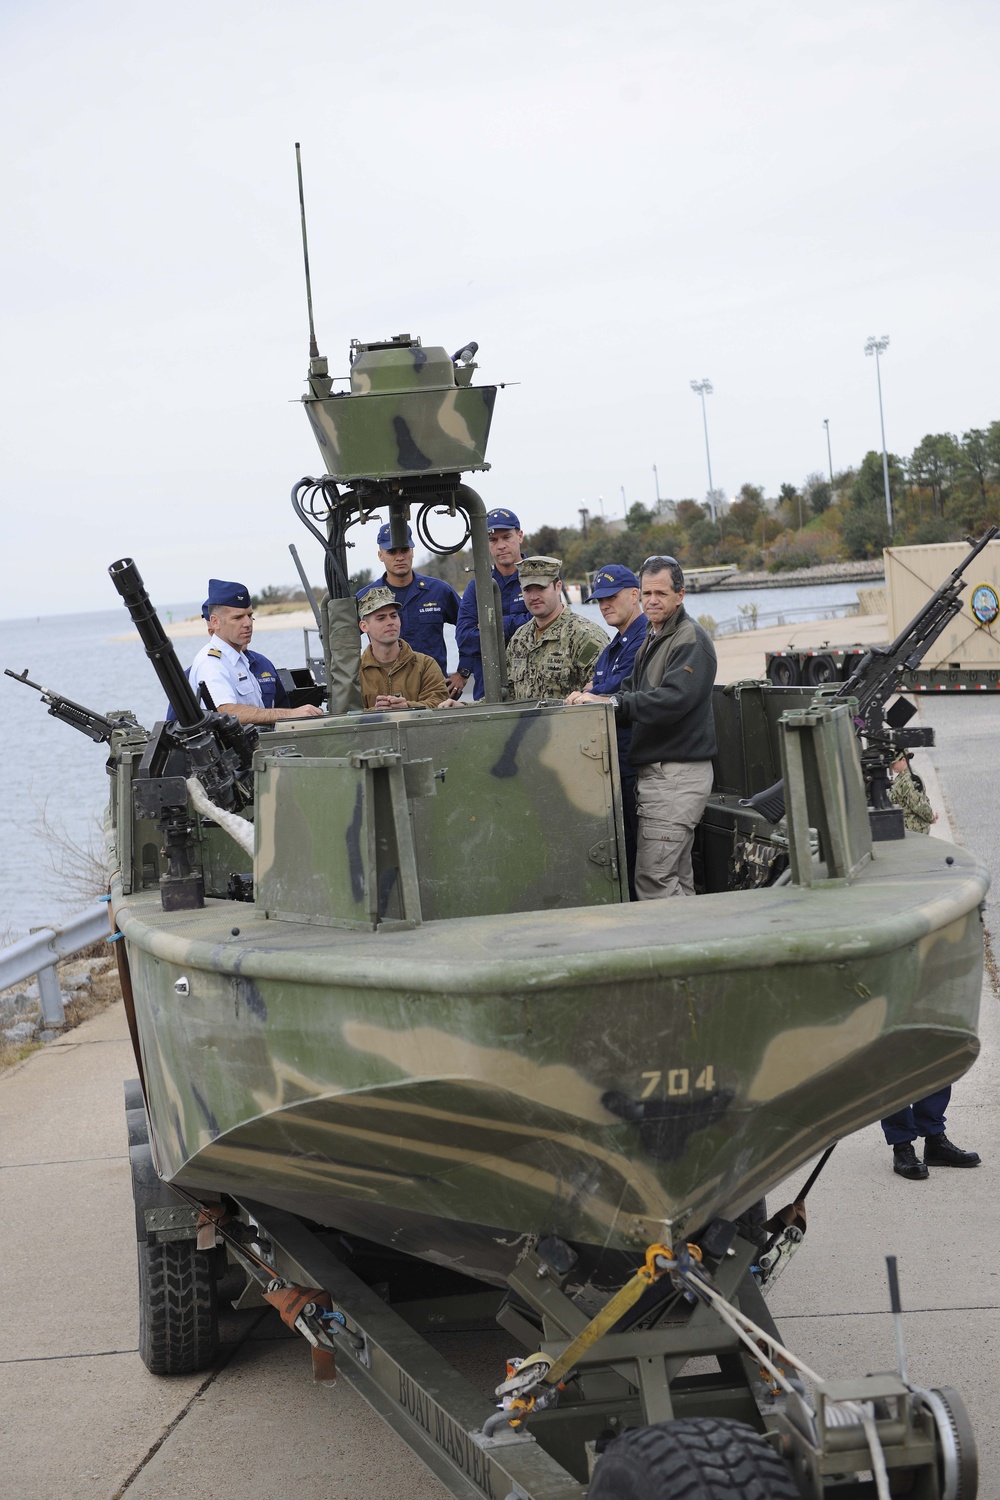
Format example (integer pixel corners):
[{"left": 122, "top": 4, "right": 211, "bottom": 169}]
[
  {"left": 566, "top": 565, "right": 646, "bottom": 898},
  {"left": 184, "top": 580, "right": 324, "bottom": 725},
  {"left": 455, "top": 508, "right": 532, "bottom": 699},
  {"left": 357, "top": 525, "right": 465, "bottom": 695}
]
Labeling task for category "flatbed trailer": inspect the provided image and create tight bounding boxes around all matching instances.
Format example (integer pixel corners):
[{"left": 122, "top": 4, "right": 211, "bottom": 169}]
[
  {"left": 766, "top": 644, "right": 1000, "bottom": 693},
  {"left": 126, "top": 1078, "right": 979, "bottom": 1499},
  {"left": 766, "top": 540, "right": 1000, "bottom": 692}
]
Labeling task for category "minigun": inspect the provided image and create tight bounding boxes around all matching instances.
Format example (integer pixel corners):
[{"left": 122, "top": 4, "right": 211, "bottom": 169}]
[
  {"left": 4, "top": 668, "right": 140, "bottom": 745},
  {"left": 109, "top": 557, "right": 259, "bottom": 911},
  {"left": 744, "top": 526, "right": 1000, "bottom": 836}
]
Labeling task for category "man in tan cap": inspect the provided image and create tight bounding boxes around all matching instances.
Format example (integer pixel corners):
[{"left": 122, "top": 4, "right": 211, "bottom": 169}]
[
  {"left": 358, "top": 588, "right": 453, "bottom": 710},
  {"left": 506, "top": 557, "right": 608, "bottom": 701}
]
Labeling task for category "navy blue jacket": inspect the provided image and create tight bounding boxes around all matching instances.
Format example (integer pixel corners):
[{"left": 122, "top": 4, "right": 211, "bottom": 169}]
[
  {"left": 358, "top": 572, "right": 460, "bottom": 675},
  {"left": 165, "top": 646, "right": 288, "bottom": 720},
  {"left": 456, "top": 569, "right": 531, "bottom": 698},
  {"left": 590, "top": 613, "right": 646, "bottom": 765},
  {"left": 246, "top": 649, "right": 290, "bottom": 710}
]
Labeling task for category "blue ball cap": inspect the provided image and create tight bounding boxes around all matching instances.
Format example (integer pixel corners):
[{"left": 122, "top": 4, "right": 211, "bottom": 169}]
[
  {"left": 486, "top": 508, "right": 521, "bottom": 532},
  {"left": 589, "top": 564, "right": 640, "bottom": 598},
  {"left": 206, "top": 579, "right": 252, "bottom": 611},
  {"left": 377, "top": 523, "right": 415, "bottom": 549}
]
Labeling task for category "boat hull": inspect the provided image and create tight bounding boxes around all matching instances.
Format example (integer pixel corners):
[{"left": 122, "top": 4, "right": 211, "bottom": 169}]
[{"left": 115, "top": 834, "right": 986, "bottom": 1284}]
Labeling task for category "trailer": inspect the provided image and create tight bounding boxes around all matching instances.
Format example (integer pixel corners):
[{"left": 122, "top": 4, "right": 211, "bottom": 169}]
[
  {"left": 125, "top": 1075, "right": 980, "bottom": 1499},
  {"left": 766, "top": 540, "right": 1000, "bottom": 691}
]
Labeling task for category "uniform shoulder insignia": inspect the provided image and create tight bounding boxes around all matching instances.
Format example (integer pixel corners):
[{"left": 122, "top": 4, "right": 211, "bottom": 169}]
[{"left": 207, "top": 648, "right": 222, "bottom": 658}]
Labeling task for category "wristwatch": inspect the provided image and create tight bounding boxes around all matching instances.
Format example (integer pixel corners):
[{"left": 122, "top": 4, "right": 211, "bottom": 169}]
[
  {"left": 607, "top": 695, "right": 620, "bottom": 711},
  {"left": 459, "top": 668, "right": 471, "bottom": 679}
]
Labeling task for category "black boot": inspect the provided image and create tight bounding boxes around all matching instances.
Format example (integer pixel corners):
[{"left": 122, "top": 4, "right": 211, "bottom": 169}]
[
  {"left": 924, "top": 1133, "right": 981, "bottom": 1168},
  {"left": 893, "top": 1143, "right": 929, "bottom": 1180}
]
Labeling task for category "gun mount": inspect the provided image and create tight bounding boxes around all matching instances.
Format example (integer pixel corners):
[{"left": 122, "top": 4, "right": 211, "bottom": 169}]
[
  {"left": 744, "top": 526, "right": 1000, "bottom": 833},
  {"left": 107, "top": 558, "right": 259, "bottom": 911},
  {"left": 4, "top": 668, "right": 141, "bottom": 746}
]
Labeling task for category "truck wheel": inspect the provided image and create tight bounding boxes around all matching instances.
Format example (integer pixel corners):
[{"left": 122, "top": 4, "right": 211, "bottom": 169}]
[
  {"left": 138, "top": 1238, "right": 219, "bottom": 1375},
  {"left": 804, "top": 654, "right": 837, "bottom": 686},
  {"left": 767, "top": 657, "right": 799, "bottom": 686},
  {"left": 589, "top": 1417, "right": 798, "bottom": 1499}
]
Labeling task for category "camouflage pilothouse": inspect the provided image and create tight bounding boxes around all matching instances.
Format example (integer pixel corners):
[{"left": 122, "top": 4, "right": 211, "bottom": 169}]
[{"left": 13, "top": 147, "right": 989, "bottom": 1497}]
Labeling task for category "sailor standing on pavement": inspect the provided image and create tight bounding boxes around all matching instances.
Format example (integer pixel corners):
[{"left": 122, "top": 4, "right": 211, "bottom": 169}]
[
  {"left": 455, "top": 508, "right": 532, "bottom": 699},
  {"left": 188, "top": 580, "right": 324, "bottom": 726},
  {"left": 880, "top": 751, "right": 977, "bottom": 1180},
  {"left": 356, "top": 525, "right": 465, "bottom": 696},
  {"left": 506, "top": 557, "right": 608, "bottom": 701},
  {"left": 566, "top": 565, "right": 646, "bottom": 898},
  {"left": 569, "top": 556, "right": 716, "bottom": 899}
]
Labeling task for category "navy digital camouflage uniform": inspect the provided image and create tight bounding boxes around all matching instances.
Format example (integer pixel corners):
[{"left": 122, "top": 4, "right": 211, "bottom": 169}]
[
  {"left": 882, "top": 758, "right": 948, "bottom": 1148},
  {"left": 889, "top": 767, "right": 934, "bottom": 833},
  {"left": 506, "top": 558, "right": 607, "bottom": 701}
]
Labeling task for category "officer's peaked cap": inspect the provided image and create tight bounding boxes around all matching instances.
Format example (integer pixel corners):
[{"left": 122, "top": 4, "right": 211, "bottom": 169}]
[
  {"left": 377, "top": 523, "right": 415, "bottom": 549},
  {"left": 206, "top": 580, "right": 252, "bottom": 611},
  {"left": 589, "top": 564, "right": 639, "bottom": 598},
  {"left": 486, "top": 508, "right": 521, "bottom": 531}
]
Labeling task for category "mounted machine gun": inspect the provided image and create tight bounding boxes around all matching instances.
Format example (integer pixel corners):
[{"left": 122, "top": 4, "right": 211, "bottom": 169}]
[{"left": 745, "top": 525, "right": 999, "bottom": 834}]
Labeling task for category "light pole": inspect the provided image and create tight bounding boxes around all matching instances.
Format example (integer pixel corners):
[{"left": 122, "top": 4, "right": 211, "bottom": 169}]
[
  {"left": 864, "top": 336, "right": 892, "bottom": 534},
  {"left": 823, "top": 417, "right": 833, "bottom": 486},
  {"left": 690, "top": 379, "right": 716, "bottom": 523},
  {"left": 653, "top": 464, "right": 660, "bottom": 505}
]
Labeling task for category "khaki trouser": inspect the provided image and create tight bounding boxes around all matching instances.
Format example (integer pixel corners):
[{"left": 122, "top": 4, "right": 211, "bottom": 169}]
[{"left": 634, "top": 759, "right": 714, "bottom": 899}]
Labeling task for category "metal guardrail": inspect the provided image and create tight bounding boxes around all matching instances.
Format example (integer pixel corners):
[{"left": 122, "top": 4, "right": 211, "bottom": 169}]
[
  {"left": 711, "top": 602, "right": 862, "bottom": 638},
  {"left": 0, "top": 900, "right": 111, "bottom": 1027}
]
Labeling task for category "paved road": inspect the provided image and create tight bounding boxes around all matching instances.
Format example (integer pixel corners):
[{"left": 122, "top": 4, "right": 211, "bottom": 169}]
[{"left": 2, "top": 692, "right": 998, "bottom": 1499}]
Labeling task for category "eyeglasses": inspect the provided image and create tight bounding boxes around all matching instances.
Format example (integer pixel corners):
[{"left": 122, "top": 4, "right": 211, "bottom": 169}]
[{"left": 641, "top": 555, "right": 680, "bottom": 570}]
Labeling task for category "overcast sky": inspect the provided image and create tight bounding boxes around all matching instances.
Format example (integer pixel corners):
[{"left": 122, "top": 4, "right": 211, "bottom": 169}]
[{"left": 3, "top": 0, "right": 998, "bottom": 619}]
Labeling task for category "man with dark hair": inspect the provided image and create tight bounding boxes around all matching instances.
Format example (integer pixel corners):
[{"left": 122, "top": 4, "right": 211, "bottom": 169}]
[
  {"left": 570, "top": 556, "right": 716, "bottom": 899},
  {"left": 357, "top": 524, "right": 465, "bottom": 696},
  {"left": 357, "top": 587, "right": 453, "bottom": 711},
  {"left": 506, "top": 556, "right": 607, "bottom": 701},
  {"left": 455, "top": 508, "right": 531, "bottom": 698}
]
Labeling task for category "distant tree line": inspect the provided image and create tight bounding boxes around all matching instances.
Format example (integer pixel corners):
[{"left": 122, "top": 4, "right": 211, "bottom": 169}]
[
  {"left": 426, "top": 420, "right": 1000, "bottom": 582},
  {"left": 252, "top": 421, "right": 1000, "bottom": 600}
]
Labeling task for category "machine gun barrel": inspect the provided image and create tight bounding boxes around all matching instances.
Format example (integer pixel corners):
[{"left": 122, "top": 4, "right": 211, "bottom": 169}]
[
  {"left": 4, "top": 667, "right": 119, "bottom": 744},
  {"left": 108, "top": 558, "right": 205, "bottom": 728},
  {"left": 838, "top": 525, "right": 999, "bottom": 712},
  {"left": 744, "top": 527, "right": 1000, "bottom": 827}
]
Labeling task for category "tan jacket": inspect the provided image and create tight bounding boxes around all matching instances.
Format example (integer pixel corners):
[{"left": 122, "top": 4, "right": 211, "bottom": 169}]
[{"left": 360, "top": 640, "right": 449, "bottom": 709}]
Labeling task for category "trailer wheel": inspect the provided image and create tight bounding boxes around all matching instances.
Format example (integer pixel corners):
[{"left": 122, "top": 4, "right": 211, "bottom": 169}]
[
  {"left": 138, "top": 1238, "right": 219, "bottom": 1375},
  {"left": 803, "top": 654, "right": 837, "bottom": 686},
  {"left": 589, "top": 1416, "right": 798, "bottom": 1499},
  {"left": 767, "top": 657, "right": 799, "bottom": 687}
]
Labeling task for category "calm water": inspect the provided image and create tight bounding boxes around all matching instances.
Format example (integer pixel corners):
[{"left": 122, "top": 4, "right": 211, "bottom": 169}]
[{"left": 0, "top": 577, "right": 867, "bottom": 937}]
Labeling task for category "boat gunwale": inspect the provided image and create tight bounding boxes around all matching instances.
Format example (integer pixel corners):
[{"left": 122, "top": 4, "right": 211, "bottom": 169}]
[{"left": 108, "top": 841, "right": 990, "bottom": 996}]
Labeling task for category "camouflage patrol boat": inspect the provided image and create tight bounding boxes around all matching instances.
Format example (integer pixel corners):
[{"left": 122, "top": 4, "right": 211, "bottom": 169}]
[{"left": 16, "top": 153, "right": 989, "bottom": 1495}]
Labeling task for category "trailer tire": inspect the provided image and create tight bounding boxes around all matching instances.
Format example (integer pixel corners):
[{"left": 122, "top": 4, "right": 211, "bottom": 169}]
[
  {"left": 138, "top": 1238, "right": 219, "bottom": 1375},
  {"left": 803, "top": 654, "right": 837, "bottom": 686},
  {"left": 767, "top": 657, "right": 799, "bottom": 686},
  {"left": 589, "top": 1416, "right": 797, "bottom": 1499}
]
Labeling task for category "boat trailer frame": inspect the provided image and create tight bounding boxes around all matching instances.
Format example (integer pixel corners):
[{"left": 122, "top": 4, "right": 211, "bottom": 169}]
[{"left": 127, "top": 1079, "right": 976, "bottom": 1499}]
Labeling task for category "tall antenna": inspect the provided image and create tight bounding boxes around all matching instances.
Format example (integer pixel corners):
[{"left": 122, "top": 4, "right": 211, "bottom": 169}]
[{"left": 295, "top": 142, "right": 320, "bottom": 360}]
